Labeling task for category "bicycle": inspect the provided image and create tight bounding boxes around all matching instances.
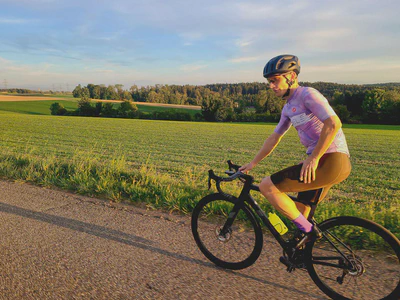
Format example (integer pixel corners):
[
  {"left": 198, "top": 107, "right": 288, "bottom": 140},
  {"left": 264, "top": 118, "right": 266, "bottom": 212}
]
[{"left": 191, "top": 161, "right": 400, "bottom": 300}]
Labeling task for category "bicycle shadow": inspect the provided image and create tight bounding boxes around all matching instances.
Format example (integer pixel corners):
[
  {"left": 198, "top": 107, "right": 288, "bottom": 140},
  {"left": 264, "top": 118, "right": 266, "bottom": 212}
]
[{"left": 0, "top": 202, "right": 324, "bottom": 299}]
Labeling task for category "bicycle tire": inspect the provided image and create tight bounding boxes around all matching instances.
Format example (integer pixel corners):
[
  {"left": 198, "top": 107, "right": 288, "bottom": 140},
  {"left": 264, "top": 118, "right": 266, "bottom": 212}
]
[
  {"left": 191, "top": 193, "right": 263, "bottom": 270},
  {"left": 305, "top": 216, "right": 400, "bottom": 300}
]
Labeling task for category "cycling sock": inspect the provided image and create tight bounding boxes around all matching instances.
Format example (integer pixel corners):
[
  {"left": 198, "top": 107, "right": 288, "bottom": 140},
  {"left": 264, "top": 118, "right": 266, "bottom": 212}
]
[{"left": 292, "top": 213, "right": 313, "bottom": 233}]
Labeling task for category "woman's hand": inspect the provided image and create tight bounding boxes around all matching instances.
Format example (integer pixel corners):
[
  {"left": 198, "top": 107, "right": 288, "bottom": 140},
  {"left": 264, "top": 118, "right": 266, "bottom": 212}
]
[
  {"left": 300, "top": 156, "right": 320, "bottom": 183},
  {"left": 239, "top": 162, "right": 256, "bottom": 173}
]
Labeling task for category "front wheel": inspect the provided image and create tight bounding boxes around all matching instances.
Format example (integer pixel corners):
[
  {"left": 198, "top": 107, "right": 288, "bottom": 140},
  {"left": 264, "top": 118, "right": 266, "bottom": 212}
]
[
  {"left": 191, "top": 193, "right": 263, "bottom": 270},
  {"left": 305, "top": 216, "right": 400, "bottom": 300}
]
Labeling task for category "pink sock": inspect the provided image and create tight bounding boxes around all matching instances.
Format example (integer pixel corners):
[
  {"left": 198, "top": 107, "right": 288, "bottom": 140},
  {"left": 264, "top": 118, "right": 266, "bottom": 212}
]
[{"left": 292, "top": 213, "right": 313, "bottom": 233}]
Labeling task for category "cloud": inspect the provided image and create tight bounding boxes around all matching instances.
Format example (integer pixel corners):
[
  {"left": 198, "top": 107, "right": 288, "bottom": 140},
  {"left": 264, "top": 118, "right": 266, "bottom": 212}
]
[
  {"left": 0, "top": 18, "right": 31, "bottom": 24},
  {"left": 235, "top": 39, "right": 253, "bottom": 48},
  {"left": 180, "top": 64, "right": 208, "bottom": 72},
  {"left": 1, "top": 0, "right": 400, "bottom": 88},
  {"left": 295, "top": 28, "right": 355, "bottom": 51},
  {"left": 229, "top": 56, "right": 260, "bottom": 63}
]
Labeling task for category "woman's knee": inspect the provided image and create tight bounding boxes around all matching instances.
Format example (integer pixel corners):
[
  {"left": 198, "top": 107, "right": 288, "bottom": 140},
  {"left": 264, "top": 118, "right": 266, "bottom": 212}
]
[{"left": 259, "top": 177, "right": 279, "bottom": 195}]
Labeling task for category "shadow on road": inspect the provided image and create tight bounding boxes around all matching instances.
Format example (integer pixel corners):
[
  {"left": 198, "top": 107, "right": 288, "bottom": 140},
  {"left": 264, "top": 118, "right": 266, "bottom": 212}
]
[{"left": 0, "top": 202, "right": 324, "bottom": 299}]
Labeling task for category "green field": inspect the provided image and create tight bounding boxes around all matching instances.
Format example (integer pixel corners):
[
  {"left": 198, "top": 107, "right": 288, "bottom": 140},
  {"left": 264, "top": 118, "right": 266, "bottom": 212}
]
[
  {"left": 0, "top": 102, "right": 398, "bottom": 237},
  {"left": 0, "top": 100, "right": 78, "bottom": 115},
  {"left": 0, "top": 99, "right": 199, "bottom": 117}
]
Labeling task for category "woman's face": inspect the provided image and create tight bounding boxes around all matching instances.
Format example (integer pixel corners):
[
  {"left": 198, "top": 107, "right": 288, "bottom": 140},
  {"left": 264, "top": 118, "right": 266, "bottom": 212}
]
[{"left": 267, "top": 72, "right": 296, "bottom": 97}]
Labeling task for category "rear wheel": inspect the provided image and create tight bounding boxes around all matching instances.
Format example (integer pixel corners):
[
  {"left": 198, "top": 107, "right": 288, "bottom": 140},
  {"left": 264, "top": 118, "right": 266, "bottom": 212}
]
[
  {"left": 191, "top": 193, "right": 263, "bottom": 270},
  {"left": 306, "top": 216, "right": 400, "bottom": 300}
]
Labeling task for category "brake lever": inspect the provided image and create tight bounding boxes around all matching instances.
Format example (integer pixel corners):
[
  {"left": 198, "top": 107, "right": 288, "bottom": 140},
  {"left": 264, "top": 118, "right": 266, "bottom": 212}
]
[
  {"left": 227, "top": 160, "right": 241, "bottom": 172},
  {"left": 208, "top": 170, "right": 219, "bottom": 190}
]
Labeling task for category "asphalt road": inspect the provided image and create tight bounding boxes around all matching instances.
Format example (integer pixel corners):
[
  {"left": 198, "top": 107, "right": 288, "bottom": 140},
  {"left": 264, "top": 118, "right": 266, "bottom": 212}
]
[{"left": 0, "top": 180, "right": 328, "bottom": 299}]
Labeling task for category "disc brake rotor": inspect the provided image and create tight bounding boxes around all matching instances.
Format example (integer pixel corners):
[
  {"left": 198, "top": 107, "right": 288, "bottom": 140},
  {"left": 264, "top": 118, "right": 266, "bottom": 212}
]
[{"left": 216, "top": 226, "right": 232, "bottom": 242}]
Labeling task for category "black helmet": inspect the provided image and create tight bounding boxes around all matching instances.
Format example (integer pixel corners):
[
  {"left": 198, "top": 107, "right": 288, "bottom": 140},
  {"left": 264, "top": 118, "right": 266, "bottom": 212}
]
[{"left": 263, "top": 55, "right": 300, "bottom": 78}]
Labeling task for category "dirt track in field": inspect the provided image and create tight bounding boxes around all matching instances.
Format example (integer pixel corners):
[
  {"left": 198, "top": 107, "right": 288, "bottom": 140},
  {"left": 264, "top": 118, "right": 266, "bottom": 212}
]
[{"left": 0, "top": 95, "right": 64, "bottom": 101}]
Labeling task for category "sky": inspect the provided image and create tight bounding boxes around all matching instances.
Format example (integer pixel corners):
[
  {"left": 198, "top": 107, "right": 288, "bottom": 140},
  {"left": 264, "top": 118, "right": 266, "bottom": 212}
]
[{"left": 0, "top": 0, "right": 400, "bottom": 91}]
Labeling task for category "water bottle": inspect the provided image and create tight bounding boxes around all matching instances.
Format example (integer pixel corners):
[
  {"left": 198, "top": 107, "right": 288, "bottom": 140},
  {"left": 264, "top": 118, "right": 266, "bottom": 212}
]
[{"left": 268, "top": 212, "right": 288, "bottom": 235}]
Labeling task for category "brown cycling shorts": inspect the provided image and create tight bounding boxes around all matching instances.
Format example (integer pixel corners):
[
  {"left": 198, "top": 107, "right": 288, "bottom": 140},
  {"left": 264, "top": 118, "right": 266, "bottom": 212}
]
[{"left": 271, "top": 152, "right": 351, "bottom": 202}]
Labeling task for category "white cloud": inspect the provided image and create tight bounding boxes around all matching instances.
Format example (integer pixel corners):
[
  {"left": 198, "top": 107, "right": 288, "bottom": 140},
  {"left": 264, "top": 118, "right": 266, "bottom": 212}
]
[
  {"left": 180, "top": 64, "right": 208, "bottom": 72},
  {"left": 229, "top": 56, "right": 260, "bottom": 63},
  {"left": 0, "top": 18, "right": 30, "bottom": 24},
  {"left": 301, "top": 57, "right": 400, "bottom": 84},
  {"left": 296, "top": 28, "right": 355, "bottom": 51},
  {"left": 235, "top": 39, "right": 253, "bottom": 48},
  {"left": 1, "top": 0, "right": 400, "bottom": 87}
]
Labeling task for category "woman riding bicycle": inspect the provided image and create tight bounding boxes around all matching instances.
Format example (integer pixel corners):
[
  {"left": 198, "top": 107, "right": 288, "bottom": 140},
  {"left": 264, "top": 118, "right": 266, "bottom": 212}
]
[{"left": 240, "top": 54, "right": 351, "bottom": 240}]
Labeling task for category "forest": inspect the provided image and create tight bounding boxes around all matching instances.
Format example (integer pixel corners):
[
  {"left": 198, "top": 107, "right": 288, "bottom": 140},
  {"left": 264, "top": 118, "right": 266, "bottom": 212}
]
[
  {"left": 70, "top": 82, "right": 400, "bottom": 124},
  {"left": 3, "top": 81, "right": 400, "bottom": 124}
]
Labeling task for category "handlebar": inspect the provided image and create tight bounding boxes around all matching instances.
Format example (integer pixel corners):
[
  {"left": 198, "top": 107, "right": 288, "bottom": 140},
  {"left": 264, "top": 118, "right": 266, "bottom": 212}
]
[{"left": 208, "top": 160, "right": 257, "bottom": 193}]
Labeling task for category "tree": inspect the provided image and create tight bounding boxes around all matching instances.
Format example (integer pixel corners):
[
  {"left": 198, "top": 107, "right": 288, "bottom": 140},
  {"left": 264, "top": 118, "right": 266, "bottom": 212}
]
[
  {"left": 87, "top": 84, "right": 96, "bottom": 98},
  {"left": 50, "top": 102, "right": 67, "bottom": 115},
  {"left": 104, "top": 85, "right": 119, "bottom": 100},
  {"left": 130, "top": 85, "right": 139, "bottom": 101},
  {"left": 121, "top": 90, "right": 133, "bottom": 101},
  {"left": 77, "top": 89, "right": 94, "bottom": 116},
  {"left": 345, "top": 91, "right": 365, "bottom": 117},
  {"left": 102, "top": 102, "right": 116, "bottom": 117},
  {"left": 362, "top": 89, "right": 385, "bottom": 123},
  {"left": 380, "top": 90, "right": 400, "bottom": 124},
  {"left": 332, "top": 91, "right": 345, "bottom": 106},
  {"left": 201, "top": 92, "right": 233, "bottom": 121},
  {"left": 92, "top": 85, "right": 101, "bottom": 99},
  {"left": 118, "top": 101, "right": 138, "bottom": 117},
  {"left": 255, "top": 89, "right": 282, "bottom": 114},
  {"left": 95, "top": 102, "right": 103, "bottom": 116},
  {"left": 333, "top": 104, "right": 350, "bottom": 123},
  {"left": 115, "top": 84, "right": 124, "bottom": 99},
  {"left": 81, "top": 87, "right": 90, "bottom": 101},
  {"left": 72, "top": 84, "right": 82, "bottom": 98}
]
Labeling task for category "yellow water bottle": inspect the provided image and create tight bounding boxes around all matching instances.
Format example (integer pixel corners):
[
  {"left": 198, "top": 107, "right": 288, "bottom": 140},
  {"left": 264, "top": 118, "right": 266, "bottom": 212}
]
[{"left": 268, "top": 212, "right": 288, "bottom": 235}]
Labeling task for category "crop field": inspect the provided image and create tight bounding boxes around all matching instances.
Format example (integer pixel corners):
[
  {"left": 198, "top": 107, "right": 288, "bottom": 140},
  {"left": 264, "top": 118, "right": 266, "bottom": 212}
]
[
  {"left": 0, "top": 97, "right": 198, "bottom": 116},
  {"left": 0, "top": 103, "right": 398, "bottom": 237}
]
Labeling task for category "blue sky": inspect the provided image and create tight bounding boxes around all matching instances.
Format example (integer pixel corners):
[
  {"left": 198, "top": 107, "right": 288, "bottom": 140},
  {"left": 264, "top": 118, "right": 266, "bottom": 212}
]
[{"left": 1, "top": 0, "right": 399, "bottom": 90}]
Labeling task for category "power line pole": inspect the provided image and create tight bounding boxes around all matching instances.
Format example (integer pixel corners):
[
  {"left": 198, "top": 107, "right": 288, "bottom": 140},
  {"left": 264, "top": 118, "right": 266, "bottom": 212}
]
[{"left": 3, "top": 79, "right": 8, "bottom": 90}]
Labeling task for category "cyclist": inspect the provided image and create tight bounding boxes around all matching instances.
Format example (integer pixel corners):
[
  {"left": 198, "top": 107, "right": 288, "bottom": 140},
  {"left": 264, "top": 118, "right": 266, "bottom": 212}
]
[{"left": 240, "top": 54, "right": 351, "bottom": 242}]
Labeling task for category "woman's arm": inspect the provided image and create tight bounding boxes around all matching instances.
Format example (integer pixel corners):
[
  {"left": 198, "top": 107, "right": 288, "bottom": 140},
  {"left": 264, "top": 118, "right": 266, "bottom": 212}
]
[
  {"left": 300, "top": 115, "right": 342, "bottom": 183},
  {"left": 239, "top": 132, "right": 284, "bottom": 173}
]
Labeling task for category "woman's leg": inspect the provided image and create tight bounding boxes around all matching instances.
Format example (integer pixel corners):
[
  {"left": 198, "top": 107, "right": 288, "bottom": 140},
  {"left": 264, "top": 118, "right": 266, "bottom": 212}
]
[
  {"left": 295, "top": 202, "right": 311, "bottom": 219},
  {"left": 260, "top": 176, "right": 313, "bottom": 232}
]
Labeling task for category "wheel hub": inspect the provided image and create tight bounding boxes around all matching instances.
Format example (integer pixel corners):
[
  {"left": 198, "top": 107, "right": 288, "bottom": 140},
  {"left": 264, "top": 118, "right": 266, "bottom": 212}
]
[
  {"left": 347, "top": 255, "right": 365, "bottom": 276},
  {"left": 216, "top": 226, "right": 232, "bottom": 242}
]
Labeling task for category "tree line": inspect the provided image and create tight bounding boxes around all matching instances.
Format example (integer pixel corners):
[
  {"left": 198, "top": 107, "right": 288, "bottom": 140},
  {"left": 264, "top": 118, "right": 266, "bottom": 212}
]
[{"left": 71, "top": 82, "right": 400, "bottom": 124}]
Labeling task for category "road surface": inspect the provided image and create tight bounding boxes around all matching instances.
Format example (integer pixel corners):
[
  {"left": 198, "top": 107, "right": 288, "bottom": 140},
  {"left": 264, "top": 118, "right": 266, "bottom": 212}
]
[{"left": 0, "top": 180, "right": 327, "bottom": 299}]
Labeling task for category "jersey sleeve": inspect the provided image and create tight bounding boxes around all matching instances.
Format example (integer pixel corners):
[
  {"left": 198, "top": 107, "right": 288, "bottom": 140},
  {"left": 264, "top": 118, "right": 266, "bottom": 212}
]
[
  {"left": 274, "top": 113, "right": 292, "bottom": 135},
  {"left": 304, "top": 88, "right": 336, "bottom": 121}
]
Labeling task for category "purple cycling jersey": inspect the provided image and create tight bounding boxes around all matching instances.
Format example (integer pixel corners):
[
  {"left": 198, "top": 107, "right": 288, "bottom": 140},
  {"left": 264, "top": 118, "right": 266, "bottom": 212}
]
[{"left": 274, "top": 86, "right": 350, "bottom": 156}]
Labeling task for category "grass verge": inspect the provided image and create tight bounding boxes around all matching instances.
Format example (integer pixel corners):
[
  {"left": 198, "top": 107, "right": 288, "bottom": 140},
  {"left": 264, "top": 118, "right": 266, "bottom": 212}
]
[{"left": 0, "top": 150, "right": 398, "bottom": 240}]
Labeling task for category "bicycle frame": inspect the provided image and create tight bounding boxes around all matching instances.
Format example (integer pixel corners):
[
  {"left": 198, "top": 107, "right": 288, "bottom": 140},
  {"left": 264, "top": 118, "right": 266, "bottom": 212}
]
[
  {"left": 217, "top": 173, "right": 291, "bottom": 253},
  {"left": 213, "top": 161, "right": 357, "bottom": 265},
  {"left": 219, "top": 181, "right": 358, "bottom": 269},
  {"left": 196, "top": 162, "right": 400, "bottom": 299}
]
